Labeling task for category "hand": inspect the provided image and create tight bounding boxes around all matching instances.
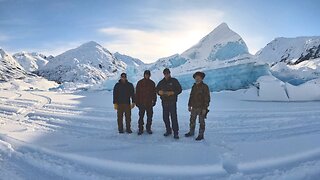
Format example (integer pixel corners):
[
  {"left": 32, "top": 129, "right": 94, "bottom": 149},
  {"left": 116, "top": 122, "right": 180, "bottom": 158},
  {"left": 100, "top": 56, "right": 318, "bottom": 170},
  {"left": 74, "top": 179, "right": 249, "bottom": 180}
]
[
  {"left": 159, "top": 90, "right": 164, "bottom": 96},
  {"left": 152, "top": 101, "right": 156, "bottom": 107},
  {"left": 114, "top": 104, "right": 118, "bottom": 110},
  {"left": 131, "top": 103, "right": 136, "bottom": 109},
  {"left": 188, "top": 106, "right": 192, "bottom": 112},
  {"left": 167, "top": 91, "right": 174, "bottom": 96},
  {"left": 201, "top": 109, "right": 207, "bottom": 115}
]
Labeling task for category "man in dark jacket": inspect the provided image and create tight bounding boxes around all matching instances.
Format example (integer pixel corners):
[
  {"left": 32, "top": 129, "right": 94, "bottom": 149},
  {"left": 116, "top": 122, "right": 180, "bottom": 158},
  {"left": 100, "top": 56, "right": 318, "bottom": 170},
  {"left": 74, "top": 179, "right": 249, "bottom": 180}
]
[
  {"left": 113, "top": 73, "right": 136, "bottom": 134},
  {"left": 156, "top": 68, "right": 182, "bottom": 139},
  {"left": 185, "top": 71, "right": 210, "bottom": 141},
  {"left": 136, "top": 70, "right": 157, "bottom": 135}
]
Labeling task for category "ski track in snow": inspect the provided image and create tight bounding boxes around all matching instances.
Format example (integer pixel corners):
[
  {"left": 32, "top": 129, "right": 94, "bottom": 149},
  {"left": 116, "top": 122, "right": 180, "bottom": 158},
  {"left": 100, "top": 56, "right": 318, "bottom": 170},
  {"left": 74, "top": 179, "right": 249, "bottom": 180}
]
[{"left": 0, "top": 90, "right": 320, "bottom": 179}]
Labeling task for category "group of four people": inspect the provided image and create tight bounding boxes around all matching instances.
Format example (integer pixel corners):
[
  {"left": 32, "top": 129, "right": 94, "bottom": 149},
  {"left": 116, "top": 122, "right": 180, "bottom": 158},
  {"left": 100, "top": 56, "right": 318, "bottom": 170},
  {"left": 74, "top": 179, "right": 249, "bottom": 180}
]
[{"left": 113, "top": 68, "right": 210, "bottom": 141}]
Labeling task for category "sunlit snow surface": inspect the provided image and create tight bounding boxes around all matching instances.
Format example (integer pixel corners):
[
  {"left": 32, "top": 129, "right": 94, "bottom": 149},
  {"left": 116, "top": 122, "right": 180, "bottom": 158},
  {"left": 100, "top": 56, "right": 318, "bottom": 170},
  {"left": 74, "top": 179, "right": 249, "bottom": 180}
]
[{"left": 0, "top": 89, "right": 319, "bottom": 179}]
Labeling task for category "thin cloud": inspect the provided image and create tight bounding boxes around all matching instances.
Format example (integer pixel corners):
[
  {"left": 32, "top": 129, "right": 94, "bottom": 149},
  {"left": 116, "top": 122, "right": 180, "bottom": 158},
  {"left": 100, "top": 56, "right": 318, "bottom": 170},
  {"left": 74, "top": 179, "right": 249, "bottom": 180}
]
[
  {"left": 8, "top": 41, "right": 86, "bottom": 56},
  {"left": 98, "top": 10, "right": 225, "bottom": 62},
  {"left": 0, "top": 33, "right": 10, "bottom": 42},
  {"left": 242, "top": 35, "right": 269, "bottom": 55},
  {"left": 37, "top": 41, "right": 86, "bottom": 56}
]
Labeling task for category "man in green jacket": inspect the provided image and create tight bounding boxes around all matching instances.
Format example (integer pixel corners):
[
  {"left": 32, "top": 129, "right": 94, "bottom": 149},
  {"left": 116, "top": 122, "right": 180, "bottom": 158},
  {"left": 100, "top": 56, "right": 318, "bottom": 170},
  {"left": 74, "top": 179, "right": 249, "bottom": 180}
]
[{"left": 185, "top": 71, "right": 210, "bottom": 141}]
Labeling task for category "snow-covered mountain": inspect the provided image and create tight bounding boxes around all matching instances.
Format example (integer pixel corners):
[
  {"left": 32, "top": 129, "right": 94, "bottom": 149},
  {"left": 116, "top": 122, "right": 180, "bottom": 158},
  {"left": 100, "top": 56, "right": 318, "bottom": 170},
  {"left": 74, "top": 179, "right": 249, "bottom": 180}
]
[
  {"left": 2, "top": 23, "right": 319, "bottom": 93},
  {"left": 137, "top": 23, "right": 268, "bottom": 92},
  {"left": 13, "top": 52, "right": 50, "bottom": 72},
  {"left": 0, "top": 48, "right": 28, "bottom": 81},
  {"left": 256, "top": 36, "right": 320, "bottom": 65},
  {"left": 146, "top": 23, "right": 250, "bottom": 71},
  {"left": 113, "top": 52, "right": 144, "bottom": 67},
  {"left": 181, "top": 22, "right": 249, "bottom": 61},
  {"left": 142, "top": 27, "right": 320, "bottom": 91},
  {"left": 38, "top": 41, "right": 126, "bottom": 84},
  {"left": 256, "top": 37, "right": 320, "bottom": 85}
]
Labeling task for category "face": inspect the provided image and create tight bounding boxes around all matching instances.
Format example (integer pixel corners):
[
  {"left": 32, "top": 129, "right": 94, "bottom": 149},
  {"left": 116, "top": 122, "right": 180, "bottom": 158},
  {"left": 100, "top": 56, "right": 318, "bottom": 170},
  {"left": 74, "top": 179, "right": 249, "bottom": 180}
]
[
  {"left": 144, "top": 74, "right": 150, "bottom": 79},
  {"left": 195, "top": 75, "right": 203, "bottom": 83},
  {"left": 120, "top": 75, "right": 127, "bottom": 82},
  {"left": 163, "top": 72, "right": 170, "bottom": 79}
]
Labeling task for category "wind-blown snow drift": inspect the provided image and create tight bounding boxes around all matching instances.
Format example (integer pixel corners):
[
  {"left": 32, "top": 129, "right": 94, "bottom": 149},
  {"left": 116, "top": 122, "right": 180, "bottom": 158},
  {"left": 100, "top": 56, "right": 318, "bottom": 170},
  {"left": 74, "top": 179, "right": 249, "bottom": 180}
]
[{"left": 243, "top": 75, "right": 320, "bottom": 101}]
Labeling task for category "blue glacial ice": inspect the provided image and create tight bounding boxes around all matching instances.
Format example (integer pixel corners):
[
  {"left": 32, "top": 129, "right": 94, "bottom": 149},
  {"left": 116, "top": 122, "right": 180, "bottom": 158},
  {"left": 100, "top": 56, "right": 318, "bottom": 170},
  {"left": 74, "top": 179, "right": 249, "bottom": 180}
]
[
  {"left": 208, "top": 41, "right": 249, "bottom": 61},
  {"left": 100, "top": 63, "right": 269, "bottom": 92},
  {"left": 176, "top": 63, "right": 270, "bottom": 92}
]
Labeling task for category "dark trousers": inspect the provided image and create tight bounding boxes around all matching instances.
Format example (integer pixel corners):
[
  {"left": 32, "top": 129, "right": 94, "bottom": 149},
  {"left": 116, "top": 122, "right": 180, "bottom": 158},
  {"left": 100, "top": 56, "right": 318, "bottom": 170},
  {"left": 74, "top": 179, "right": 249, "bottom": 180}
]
[
  {"left": 117, "top": 104, "right": 131, "bottom": 131},
  {"left": 138, "top": 105, "right": 153, "bottom": 131},
  {"left": 162, "top": 102, "right": 179, "bottom": 135}
]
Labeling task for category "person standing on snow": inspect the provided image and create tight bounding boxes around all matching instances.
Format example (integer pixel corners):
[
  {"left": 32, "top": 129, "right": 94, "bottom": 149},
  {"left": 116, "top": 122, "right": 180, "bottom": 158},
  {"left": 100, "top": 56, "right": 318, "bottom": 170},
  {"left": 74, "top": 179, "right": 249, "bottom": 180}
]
[
  {"left": 113, "top": 73, "right": 136, "bottom": 134},
  {"left": 156, "top": 68, "right": 182, "bottom": 139},
  {"left": 135, "top": 70, "right": 157, "bottom": 135},
  {"left": 185, "top": 71, "right": 210, "bottom": 141}
]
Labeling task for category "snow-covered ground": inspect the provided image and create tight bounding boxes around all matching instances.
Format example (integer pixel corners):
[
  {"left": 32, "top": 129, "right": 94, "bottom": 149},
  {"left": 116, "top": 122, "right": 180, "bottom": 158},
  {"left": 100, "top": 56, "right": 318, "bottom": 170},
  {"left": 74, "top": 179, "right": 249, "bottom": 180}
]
[{"left": 0, "top": 89, "right": 319, "bottom": 179}]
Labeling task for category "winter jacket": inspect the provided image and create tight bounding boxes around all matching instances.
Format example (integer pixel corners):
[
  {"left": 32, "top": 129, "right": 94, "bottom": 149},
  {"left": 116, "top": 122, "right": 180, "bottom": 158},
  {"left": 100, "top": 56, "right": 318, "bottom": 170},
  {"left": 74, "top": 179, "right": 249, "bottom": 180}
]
[
  {"left": 136, "top": 78, "right": 157, "bottom": 108},
  {"left": 113, "top": 80, "right": 135, "bottom": 105},
  {"left": 188, "top": 82, "right": 210, "bottom": 109},
  {"left": 156, "top": 77, "right": 182, "bottom": 103}
]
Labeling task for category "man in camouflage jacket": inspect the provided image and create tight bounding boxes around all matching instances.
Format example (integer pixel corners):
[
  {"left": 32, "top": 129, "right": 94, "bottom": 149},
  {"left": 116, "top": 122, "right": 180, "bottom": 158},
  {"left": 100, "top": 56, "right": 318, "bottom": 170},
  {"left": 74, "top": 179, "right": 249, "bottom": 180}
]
[{"left": 185, "top": 71, "right": 210, "bottom": 141}]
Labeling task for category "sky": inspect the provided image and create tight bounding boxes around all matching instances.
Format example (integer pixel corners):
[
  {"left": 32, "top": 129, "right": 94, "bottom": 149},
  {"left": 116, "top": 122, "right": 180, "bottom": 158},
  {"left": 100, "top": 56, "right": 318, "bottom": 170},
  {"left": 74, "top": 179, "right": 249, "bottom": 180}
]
[{"left": 0, "top": 0, "right": 319, "bottom": 63}]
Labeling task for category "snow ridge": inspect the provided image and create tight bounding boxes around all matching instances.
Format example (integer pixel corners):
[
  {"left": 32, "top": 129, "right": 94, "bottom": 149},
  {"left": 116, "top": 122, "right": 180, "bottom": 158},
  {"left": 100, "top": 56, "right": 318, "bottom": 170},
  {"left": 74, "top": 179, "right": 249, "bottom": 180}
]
[
  {"left": 0, "top": 48, "right": 28, "bottom": 81},
  {"left": 37, "top": 41, "right": 126, "bottom": 84}
]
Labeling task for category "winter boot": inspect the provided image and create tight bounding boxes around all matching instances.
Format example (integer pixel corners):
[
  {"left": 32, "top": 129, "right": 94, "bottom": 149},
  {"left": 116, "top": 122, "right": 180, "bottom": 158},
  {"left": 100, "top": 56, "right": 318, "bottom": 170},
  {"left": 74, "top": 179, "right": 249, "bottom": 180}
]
[
  {"left": 126, "top": 129, "right": 133, "bottom": 134},
  {"left": 119, "top": 130, "right": 124, "bottom": 134},
  {"left": 195, "top": 134, "right": 204, "bottom": 141},
  {"left": 184, "top": 132, "right": 194, "bottom": 137},
  {"left": 163, "top": 131, "right": 172, "bottom": 137},
  {"left": 146, "top": 129, "right": 153, "bottom": 134},
  {"left": 174, "top": 134, "right": 179, "bottom": 139},
  {"left": 138, "top": 130, "right": 143, "bottom": 135}
]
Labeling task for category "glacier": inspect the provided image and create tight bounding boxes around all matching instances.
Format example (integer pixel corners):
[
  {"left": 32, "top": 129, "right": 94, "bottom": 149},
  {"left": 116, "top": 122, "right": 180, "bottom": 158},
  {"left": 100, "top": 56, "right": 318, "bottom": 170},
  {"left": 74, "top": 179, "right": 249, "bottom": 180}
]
[
  {"left": 135, "top": 23, "right": 260, "bottom": 92},
  {"left": 147, "top": 54, "right": 188, "bottom": 71},
  {"left": 176, "top": 62, "right": 270, "bottom": 91},
  {"left": 208, "top": 41, "right": 248, "bottom": 61}
]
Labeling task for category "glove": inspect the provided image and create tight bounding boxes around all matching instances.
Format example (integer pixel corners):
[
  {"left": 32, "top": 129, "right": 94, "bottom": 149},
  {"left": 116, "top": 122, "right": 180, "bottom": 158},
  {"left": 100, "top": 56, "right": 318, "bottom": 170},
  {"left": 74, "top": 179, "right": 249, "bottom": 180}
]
[
  {"left": 159, "top": 90, "right": 164, "bottom": 96},
  {"left": 167, "top": 91, "right": 174, "bottom": 96},
  {"left": 114, "top": 104, "right": 118, "bottom": 110},
  {"left": 188, "top": 106, "right": 192, "bottom": 112},
  {"left": 201, "top": 109, "right": 207, "bottom": 115},
  {"left": 131, "top": 103, "right": 136, "bottom": 109}
]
